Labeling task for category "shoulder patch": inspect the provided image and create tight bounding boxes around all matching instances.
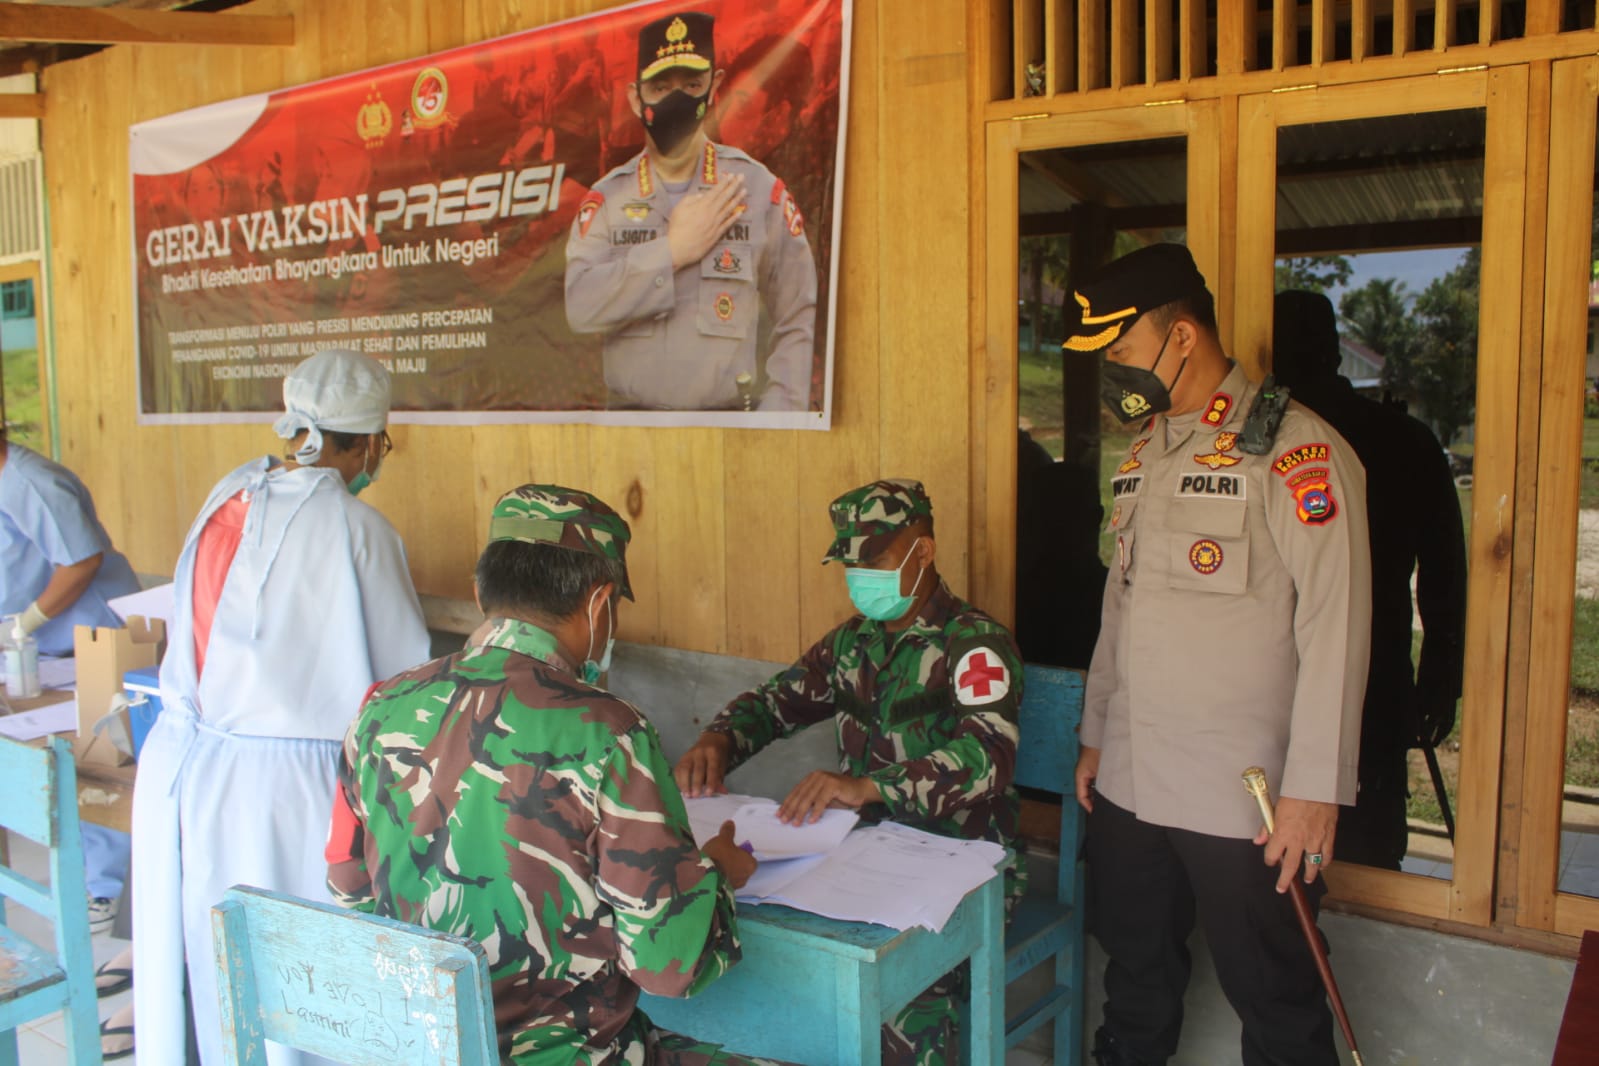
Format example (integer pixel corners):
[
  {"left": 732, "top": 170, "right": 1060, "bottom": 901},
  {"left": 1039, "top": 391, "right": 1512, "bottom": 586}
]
[
  {"left": 1292, "top": 478, "right": 1339, "bottom": 524},
  {"left": 953, "top": 645, "right": 1012, "bottom": 707},
  {"left": 1272, "top": 442, "right": 1331, "bottom": 477},
  {"left": 576, "top": 191, "right": 604, "bottom": 238}
]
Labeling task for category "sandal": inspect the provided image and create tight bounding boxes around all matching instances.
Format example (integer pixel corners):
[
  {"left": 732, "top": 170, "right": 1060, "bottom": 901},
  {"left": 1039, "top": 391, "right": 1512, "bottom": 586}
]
[
  {"left": 95, "top": 947, "right": 134, "bottom": 998},
  {"left": 100, "top": 1004, "right": 134, "bottom": 1061}
]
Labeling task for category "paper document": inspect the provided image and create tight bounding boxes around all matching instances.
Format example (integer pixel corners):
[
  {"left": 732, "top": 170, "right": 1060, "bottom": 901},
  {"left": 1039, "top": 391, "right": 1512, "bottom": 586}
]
[
  {"left": 753, "top": 822, "right": 1005, "bottom": 933},
  {"left": 38, "top": 655, "right": 77, "bottom": 691},
  {"left": 684, "top": 793, "right": 859, "bottom": 861},
  {"left": 0, "top": 700, "right": 79, "bottom": 741}
]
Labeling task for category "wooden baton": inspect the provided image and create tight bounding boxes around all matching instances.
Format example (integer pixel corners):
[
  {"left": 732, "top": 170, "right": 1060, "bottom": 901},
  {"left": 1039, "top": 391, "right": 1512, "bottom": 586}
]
[{"left": 1242, "top": 766, "right": 1365, "bottom": 1066}]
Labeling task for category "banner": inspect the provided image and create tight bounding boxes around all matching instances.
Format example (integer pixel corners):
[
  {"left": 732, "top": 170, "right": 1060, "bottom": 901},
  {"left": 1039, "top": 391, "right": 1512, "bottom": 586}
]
[{"left": 131, "top": 0, "right": 848, "bottom": 429}]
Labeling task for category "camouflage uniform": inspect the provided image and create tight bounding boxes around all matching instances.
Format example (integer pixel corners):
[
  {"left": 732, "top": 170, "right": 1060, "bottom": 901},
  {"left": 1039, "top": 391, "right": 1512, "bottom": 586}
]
[
  {"left": 703, "top": 479, "right": 1024, "bottom": 1066},
  {"left": 328, "top": 486, "right": 784, "bottom": 1066}
]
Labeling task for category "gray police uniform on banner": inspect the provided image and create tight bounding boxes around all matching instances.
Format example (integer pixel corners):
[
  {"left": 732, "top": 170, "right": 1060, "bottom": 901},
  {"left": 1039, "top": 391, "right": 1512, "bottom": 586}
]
[
  {"left": 564, "top": 142, "right": 817, "bottom": 411},
  {"left": 1082, "top": 363, "right": 1373, "bottom": 838}
]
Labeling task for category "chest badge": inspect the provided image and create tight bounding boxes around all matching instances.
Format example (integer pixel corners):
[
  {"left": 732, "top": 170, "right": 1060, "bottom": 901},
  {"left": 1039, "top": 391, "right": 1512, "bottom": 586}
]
[
  {"left": 712, "top": 248, "right": 742, "bottom": 273},
  {"left": 954, "top": 648, "right": 1011, "bottom": 706},
  {"left": 622, "top": 201, "right": 650, "bottom": 222},
  {"left": 1118, "top": 437, "right": 1150, "bottom": 474},
  {"left": 714, "top": 292, "right": 735, "bottom": 321},
  {"left": 1189, "top": 539, "right": 1224, "bottom": 574}
]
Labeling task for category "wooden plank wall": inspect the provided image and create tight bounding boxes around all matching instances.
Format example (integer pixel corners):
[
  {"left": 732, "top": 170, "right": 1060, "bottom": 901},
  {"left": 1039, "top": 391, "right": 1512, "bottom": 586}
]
[{"left": 38, "top": 0, "right": 980, "bottom": 661}]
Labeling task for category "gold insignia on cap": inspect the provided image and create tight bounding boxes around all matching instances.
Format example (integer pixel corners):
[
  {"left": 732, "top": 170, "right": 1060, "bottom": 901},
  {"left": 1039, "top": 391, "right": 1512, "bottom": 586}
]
[{"left": 666, "top": 16, "right": 688, "bottom": 42}]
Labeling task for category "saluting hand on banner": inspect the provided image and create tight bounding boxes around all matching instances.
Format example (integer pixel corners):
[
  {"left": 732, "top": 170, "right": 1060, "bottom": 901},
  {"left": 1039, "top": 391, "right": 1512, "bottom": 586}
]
[{"left": 669, "top": 173, "right": 747, "bottom": 270}]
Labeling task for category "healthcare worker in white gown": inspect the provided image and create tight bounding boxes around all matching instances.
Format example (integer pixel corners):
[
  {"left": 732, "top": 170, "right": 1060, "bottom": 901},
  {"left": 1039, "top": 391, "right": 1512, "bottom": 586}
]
[{"left": 131, "top": 349, "right": 431, "bottom": 1065}]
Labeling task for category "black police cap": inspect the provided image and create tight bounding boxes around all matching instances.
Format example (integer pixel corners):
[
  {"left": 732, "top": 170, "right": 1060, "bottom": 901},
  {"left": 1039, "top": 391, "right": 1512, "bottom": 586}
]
[
  {"left": 638, "top": 12, "right": 715, "bottom": 82},
  {"left": 1061, "top": 242, "right": 1210, "bottom": 354}
]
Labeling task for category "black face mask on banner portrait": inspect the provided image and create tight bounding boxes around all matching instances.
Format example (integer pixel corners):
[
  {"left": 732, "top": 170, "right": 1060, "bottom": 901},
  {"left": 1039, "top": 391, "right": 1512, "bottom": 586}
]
[
  {"left": 1098, "top": 325, "right": 1187, "bottom": 424},
  {"left": 641, "top": 89, "right": 710, "bottom": 155}
]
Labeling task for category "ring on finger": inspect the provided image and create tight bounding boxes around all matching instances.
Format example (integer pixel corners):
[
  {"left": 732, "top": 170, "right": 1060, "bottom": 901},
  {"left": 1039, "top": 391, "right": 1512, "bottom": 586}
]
[{"left": 1307, "top": 852, "right": 1325, "bottom": 865}]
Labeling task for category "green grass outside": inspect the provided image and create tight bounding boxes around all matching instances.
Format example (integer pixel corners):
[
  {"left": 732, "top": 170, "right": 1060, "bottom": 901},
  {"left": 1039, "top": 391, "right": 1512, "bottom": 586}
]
[
  {"left": 1582, "top": 416, "right": 1599, "bottom": 510},
  {"left": 2, "top": 346, "right": 44, "bottom": 452}
]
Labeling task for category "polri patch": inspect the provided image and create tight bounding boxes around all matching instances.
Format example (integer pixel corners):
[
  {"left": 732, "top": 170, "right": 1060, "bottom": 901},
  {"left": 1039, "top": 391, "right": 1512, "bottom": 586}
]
[
  {"left": 576, "top": 192, "right": 604, "bottom": 238},
  {"left": 1274, "top": 442, "right": 1331, "bottom": 476},
  {"left": 1293, "top": 479, "right": 1338, "bottom": 524},
  {"left": 954, "top": 647, "right": 1011, "bottom": 706},
  {"left": 715, "top": 292, "right": 734, "bottom": 321},
  {"left": 1189, "top": 539, "right": 1224, "bottom": 574},
  {"left": 1176, "top": 472, "right": 1245, "bottom": 499}
]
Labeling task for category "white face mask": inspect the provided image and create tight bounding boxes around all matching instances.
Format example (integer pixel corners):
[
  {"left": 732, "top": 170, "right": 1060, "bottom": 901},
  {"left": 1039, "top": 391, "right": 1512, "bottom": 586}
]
[{"left": 581, "top": 588, "right": 615, "bottom": 686}]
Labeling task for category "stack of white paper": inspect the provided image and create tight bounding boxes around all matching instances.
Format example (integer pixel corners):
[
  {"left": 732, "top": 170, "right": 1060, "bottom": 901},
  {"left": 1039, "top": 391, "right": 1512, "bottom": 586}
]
[
  {"left": 684, "top": 795, "right": 1003, "bottom": 933},
  {"left": 684, "top": 793, "right": 859, "bottom": 860}
]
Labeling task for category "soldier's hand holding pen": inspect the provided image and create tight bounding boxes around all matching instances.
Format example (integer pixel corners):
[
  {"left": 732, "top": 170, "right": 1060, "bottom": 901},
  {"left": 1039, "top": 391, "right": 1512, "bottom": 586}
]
[
  {"left": 668, "top": 173, "right": 747, "bottom": 269},
  {"left": 702, "top": 819, "right": 757, "bottom": 889}
]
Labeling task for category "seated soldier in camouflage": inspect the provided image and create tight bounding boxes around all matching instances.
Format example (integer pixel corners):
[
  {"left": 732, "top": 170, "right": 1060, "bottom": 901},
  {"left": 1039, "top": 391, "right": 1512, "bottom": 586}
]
[
  {"left": 327, "top": 485, "right": 787, "bottom": 1066},
  {"left": 673, "top": 477, "right": 1024, "bottom": 1066}
]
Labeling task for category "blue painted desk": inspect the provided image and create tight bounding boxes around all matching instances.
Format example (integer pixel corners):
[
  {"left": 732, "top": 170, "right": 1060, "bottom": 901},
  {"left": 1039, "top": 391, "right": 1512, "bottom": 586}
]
[{"left": 638, "top": 863, "right": 1006, "bottom": 1065}]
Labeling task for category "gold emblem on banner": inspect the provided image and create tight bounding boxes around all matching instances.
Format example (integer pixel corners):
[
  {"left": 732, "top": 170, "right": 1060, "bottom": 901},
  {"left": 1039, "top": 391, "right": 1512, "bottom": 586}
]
[
  {"left": 667, "top": 17, "right": 688, "bottom": 42},
  {"left": 357, "top": 83, "right": 393, "bottom": 149},
  {"left": 411, "top": 66, "right": 453, "bottom": 130}
]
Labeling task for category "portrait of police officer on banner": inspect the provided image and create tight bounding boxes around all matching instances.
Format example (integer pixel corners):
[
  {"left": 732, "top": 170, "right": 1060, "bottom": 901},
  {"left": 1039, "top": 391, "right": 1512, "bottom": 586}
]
[{"left": 563, "top": 10, "right": 818, "bottom": 413}]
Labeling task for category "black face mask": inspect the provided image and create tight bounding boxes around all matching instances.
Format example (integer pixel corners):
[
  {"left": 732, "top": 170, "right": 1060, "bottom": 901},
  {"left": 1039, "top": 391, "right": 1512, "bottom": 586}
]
[
  {"left": 1099, "top": 325, "right": 1186, "bottom": 424},
  {"left": 640, "top": 88, "right": 710, "bottom": 155}
]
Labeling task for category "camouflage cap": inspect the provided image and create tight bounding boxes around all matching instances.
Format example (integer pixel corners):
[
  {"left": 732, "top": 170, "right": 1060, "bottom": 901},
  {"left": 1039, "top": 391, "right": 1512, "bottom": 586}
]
[
  {"left": 823, "top": 478, "right": 933, "bottom": 565},
  {"left": 487, "top": 484, "right": 634, "bottom": 600}
]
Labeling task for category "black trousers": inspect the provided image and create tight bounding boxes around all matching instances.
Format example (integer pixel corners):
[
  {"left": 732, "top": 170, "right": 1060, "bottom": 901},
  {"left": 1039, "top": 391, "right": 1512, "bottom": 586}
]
[{"left": 1085, "top": 795, "right": 1338, "bottom": 1066}]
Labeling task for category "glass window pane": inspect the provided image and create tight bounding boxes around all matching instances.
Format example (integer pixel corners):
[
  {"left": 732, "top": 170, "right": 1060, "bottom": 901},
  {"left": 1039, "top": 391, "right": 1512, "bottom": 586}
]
[{"left": 1273, "top": 109, "right": 1484, "bottom": 879}]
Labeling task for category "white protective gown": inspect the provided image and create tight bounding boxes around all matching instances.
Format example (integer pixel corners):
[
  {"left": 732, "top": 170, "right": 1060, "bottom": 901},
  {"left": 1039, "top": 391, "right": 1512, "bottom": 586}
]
[{"left": 131, "top": 458, "right": 431, "bottom": 1065}]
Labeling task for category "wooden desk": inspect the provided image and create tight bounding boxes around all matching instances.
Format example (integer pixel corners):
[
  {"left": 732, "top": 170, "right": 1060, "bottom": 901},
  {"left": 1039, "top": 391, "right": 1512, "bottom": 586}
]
[{"left": 638, "top": 867, "right": 1006, "bottom": 1066}]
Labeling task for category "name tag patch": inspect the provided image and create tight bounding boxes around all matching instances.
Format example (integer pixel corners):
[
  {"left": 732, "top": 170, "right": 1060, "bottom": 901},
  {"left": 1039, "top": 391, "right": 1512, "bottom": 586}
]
[
  {"left": 1176, "top": 472, "right": 1246, "bottom": 499},
  {"left": 1111, "top": 474, "right": 1144, "bottom": 498}
]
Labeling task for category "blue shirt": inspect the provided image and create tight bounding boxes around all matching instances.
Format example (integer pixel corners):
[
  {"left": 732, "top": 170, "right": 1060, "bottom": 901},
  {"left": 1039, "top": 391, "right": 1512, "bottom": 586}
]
[{"left": 0, "top": 443, "right": 140, "bottom": 655}]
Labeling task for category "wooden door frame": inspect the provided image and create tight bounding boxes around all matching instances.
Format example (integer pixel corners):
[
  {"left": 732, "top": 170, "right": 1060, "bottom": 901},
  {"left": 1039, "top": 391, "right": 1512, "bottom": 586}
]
[
  {"left": 976, "top": 102, "right": 1222, "bottom": 624},
  {"left": 1236, "top": 69, "right": 1524, "bottom": 928},
  {"left": 1521, "top": 56, "right": 1599, "bottom": 939}
]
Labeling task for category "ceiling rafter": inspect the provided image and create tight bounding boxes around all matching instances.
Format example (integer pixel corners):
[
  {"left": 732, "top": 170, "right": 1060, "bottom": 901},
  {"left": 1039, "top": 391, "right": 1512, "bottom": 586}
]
[{"left": 0, "top": 2, "right": 291, "bottom": 47}]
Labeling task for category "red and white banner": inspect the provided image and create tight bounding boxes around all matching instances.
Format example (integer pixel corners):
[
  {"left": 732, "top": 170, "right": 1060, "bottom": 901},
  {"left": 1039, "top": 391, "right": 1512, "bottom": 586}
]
[{"left": 131, "top": 0, "right": 848, "bottom": 429}]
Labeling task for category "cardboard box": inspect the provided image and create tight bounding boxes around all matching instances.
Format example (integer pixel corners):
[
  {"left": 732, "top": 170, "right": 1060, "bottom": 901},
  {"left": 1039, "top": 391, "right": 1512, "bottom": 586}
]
[{"left": 74, "top": 616, "right": 164, "bottom": 768}]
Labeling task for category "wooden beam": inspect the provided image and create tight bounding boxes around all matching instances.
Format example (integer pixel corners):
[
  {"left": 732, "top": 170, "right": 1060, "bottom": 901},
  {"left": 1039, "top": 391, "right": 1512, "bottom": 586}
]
[
  {"left": 1272, "top": 0, "right": 1297, "bottom": 71},
  {"left": 1146, "top": 0, "right": 1173, "bottom": 84},
  {"left": 1046, "top": 0, "right": 1077, "bottom": 95},
  {"left": 0, "top": 93, "right": 41, "bottom": 119},
  {"left": 1180, "top": 0, "right": 1206, "bottom": 79},
  {"left": 1395, "top": 0, "right": 1416, "bottom": 56},
  {"left": 1435, "top": 0, "right": 1458, "bottom": 50},
  {"left": 1351, "top": 0, "right": 1376, "bottom": 61},
  {"left": 1312, "top": 0, "right": 1338, "bottom": 66},
  {"left": 1274, "top": 215, "right": 1483, "bottom": 254},
  {"left": 0, "top": 4, "right": 293, "bottom": 47},
  {"left": 1110, "top": 0, "right": 1139, "bottom": 87}
]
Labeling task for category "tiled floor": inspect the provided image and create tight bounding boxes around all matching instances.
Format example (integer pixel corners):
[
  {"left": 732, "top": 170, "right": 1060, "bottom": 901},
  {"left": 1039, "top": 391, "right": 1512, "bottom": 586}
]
[
  {"left": 5, "top": 833, "right": 131, "bottom": 1064},
  {"left": 5, "top": 829, "right": 1055, "bottom": 1065},
  {"left": 1399, "top": 826, "right": 1599, "bottom": 895}
]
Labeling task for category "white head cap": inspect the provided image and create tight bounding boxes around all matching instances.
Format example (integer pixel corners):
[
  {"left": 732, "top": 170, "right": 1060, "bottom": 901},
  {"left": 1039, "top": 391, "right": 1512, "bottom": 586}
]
[{"left": 271, "top": 348, "right": 391, "bottom": 464}]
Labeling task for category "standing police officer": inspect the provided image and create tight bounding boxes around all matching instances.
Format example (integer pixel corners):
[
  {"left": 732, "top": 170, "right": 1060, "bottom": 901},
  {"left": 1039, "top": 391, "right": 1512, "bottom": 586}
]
[
  {"left": 564, "top": 11, "right": 817, "bottom": 412},
  {"left": 1068, "top": 245, "right": 1372, "bottom": 1066}
]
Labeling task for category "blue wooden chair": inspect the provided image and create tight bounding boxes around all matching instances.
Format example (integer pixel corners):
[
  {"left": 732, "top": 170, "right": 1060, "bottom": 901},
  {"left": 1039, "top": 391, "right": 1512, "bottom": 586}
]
[
  {"left": 0, "top": 734, "right": 102, "bottom": 1065},
  {"left": 1006, "top": 664, "right": 1087, "bottom": 1065},
  {"left": 211, "top": 885, "right": 498, "bottom": 1065}
]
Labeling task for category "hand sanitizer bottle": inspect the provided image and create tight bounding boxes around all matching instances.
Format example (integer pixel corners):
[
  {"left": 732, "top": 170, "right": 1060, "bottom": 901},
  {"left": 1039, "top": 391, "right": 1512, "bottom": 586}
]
[{"left": 3, "top": 617, "right": 41, "bottom": 700}]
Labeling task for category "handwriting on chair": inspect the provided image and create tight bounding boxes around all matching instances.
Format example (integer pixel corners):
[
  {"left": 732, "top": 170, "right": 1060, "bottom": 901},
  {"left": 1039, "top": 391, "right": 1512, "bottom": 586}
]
[{"left": 270, "top": 946, "right": 449, "bottom": 1053}]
